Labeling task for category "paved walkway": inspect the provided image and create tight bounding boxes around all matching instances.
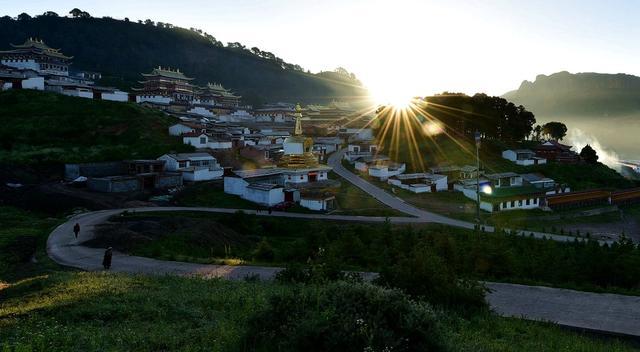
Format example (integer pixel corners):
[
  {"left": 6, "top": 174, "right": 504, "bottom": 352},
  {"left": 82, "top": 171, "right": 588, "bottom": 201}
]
[
  {"left": 327, "top": 149, "right": 612, "bottom": 244},
  {"left": 47, "top": 207, "right": 640, "bottom": 337}
]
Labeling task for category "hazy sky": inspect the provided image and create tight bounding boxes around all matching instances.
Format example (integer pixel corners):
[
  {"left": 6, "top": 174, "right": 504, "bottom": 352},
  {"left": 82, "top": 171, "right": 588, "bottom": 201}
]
[{"left": 2, "top": 0, "right": 639, "bottom": 100}]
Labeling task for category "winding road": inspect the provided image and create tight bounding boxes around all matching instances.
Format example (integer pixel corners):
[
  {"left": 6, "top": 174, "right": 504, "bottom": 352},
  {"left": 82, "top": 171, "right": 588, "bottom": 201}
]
[
  {"left": 44, "top": 148, "right": 639, "bottom": 338},
  {"left": 327, "top": 149, "right": 614, "bottom": 244},
  {"left": 47, "top": 206, "right": 640, "bottom": 338}
]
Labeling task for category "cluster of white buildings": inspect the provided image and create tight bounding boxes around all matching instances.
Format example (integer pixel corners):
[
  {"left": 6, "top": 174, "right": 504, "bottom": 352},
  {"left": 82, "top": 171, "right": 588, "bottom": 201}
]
[
  {"left": 502, "top": 149, "right": 547, "bottom": 166},
  {"left": 0, "top": 38, "right": 128, "bottom": 101},
  {"left": 223, "top": 106, "right": 336, "bottom": 210},
  {"left": 157, "top": 153, "right": 224, "bottom": 182}
]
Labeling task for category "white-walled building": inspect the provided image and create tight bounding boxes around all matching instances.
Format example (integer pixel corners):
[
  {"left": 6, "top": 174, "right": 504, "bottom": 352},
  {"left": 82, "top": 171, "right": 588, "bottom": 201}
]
[
  {"left": 388, "top": 173, "right": 448, "bottom": 193},
  {"left": 366, "top": 161, "right": 406, "bottom": 180},
  {"left": 300, "top": 194, "right": 336, "bottom": 211},
  {"left": 187, "top": 106, "right": 215, "bottom": 118},
  {"left": 169, "top": 123, "right": 199, "bottom": 136},
  {"left": 157, "top": 153, "right": 223, "bottom": 181},
  {"left": 502, "top": 149, "right": 547, "bottom": 166},
  {"left": 344, "top": 142, "right": 378, "bottom": 162},
  {"left": 182, "top": 131, "right": 232, "bottom": 150},
  {"left": 313, "top": 137, "right": 343, "bottom": 159},
  {"left": 224, "top": 104, "right": 333, "bottom": 207},
  {"left": 339, "top": 127, "right": 373, "bottom": 141}
]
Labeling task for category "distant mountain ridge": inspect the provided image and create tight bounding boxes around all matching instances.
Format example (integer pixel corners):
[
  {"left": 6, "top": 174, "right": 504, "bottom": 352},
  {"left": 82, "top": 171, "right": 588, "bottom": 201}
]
[
  {"left": 503, "top": 71, "right": 640, "bottom": 116},
  {"left": 0, "top": 14, "right": 368, "bottom": 105}
]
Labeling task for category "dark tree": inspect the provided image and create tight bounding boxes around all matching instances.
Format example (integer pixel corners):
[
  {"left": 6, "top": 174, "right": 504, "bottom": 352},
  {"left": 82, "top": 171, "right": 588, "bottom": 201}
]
[
  {"left": 69, "top": 8, "right": 83, "bottom": 18},
  {"left": 0, "top": 15, "right": 365, "bottom": 103},
  {"left": 542, "top": 121, "right": 568, "bottom": 141},
  {"left": 42, "top": 11, "right": 59, "bottom": 17},
  {"left": 580, "top": 144, "right": 599, "bottom": 164},
  {"left": 532, "top": 125, "right": 543, "bottom": 141},
  {"left": 17, "top": 13, "right": 32, "bottom": 21}
]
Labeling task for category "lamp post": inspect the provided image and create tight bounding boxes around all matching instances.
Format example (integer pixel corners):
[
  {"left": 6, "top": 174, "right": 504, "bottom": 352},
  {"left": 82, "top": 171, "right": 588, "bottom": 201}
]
[{"left": 474, "top": 131, "right": 481, "bottom": 230}]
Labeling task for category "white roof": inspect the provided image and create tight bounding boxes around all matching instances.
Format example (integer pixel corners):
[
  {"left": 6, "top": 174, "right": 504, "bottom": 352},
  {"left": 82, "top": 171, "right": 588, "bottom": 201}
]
[{"left": 163, "top": 153, "right": 215, "bottom": 161}]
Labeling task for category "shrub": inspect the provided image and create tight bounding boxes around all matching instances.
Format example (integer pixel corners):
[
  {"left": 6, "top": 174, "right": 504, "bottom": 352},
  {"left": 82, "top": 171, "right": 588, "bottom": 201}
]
[
  {"left": 244, "top": 282, "right": 448, "bottom": 352},
  {"left": 378, "top": 246, "right": 487, "bottom": 312},
  {"left": 252, "top": 237, "right": 275, "bottom": 261}
]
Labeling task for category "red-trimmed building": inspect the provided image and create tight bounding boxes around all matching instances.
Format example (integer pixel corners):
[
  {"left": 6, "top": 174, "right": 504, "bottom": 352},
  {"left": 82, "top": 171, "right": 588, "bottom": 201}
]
[
  {"left": 134, "top": 67, "right": 197, "bottom": 105},
  {"left": 534, "top": 141, "right": 581, "bottom": 163},
  {"left": 0, "top": 38, "right": 72, "bottom": 78}
]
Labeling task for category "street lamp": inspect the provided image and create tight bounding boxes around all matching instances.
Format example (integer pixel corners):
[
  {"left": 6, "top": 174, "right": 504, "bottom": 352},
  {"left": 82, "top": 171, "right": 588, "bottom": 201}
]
[{"left": 474, "top": 131, "right": 481, "bottom": 230}]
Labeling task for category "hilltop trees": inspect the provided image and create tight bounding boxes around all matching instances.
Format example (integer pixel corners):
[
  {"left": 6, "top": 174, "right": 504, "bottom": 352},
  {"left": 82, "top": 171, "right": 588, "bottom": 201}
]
[
  {"left": 0, "top": 13, "right": 366, "bottom": 102},
  {"left": 580, "top": 144, "right": 599, "bottom": 164},
  {"left": 542, "top": 121, "right": 568, "bottom": 141},
  {"left": 69, "top": 8, "right": 91, "bottom": 18},
  {"left": 388, "top": 93, "right": 536, "bottom": 143}
]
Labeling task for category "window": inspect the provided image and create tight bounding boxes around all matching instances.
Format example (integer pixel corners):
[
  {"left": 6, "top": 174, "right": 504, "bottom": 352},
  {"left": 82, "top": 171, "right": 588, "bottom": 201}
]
[
  {"left": 178, "top": 161, "right": 187, "bottom": 168},
  {"left": 526, "top": 199, "right": 530, "bottom": 205},
  {"left": 200, "top": 137, "right": 207, "bottom": 144},
  {"left": 518, "top": 200, "right": 523, "bottom": 206},
  {"left": 300, "top": 176, "right": 304, "bottom": 180},
  {"left": 511, "top": 201, "right": 515, "bottom": 207}
]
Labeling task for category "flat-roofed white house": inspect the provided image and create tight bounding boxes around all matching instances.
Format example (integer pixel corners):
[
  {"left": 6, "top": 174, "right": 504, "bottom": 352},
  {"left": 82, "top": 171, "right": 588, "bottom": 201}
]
[
  {"left": 313, "top": 137, "right": 344, "bottom": 159},
  {"left": 459, "top": 165, "right": 480, "bottom": 180},
  {"left": 244, "top": 183, "right": 285, "bottom": 206},
  {"left": 157, "top": 153, "right": 223, "bottom": 182},
  {"left": 502, "top": 149, "right": 547, "bottom": 166},
  {"left": 388, "top": 173, "right": 448, "bottom": 193},
  {"left": 344, "top": 142, "right": 378, "bottom": 162},
  {"left": 182, "top": 131, "right": 232, "bottom": 150},
  {"left": 300, "top": 193, "right": 336, "bottom": 211},
  {"left": 485, "top": 172, "right": 523, "bottom": 188},
  {"left": 168, "top": 123, "right": 198, "bottom": 136},
  {"left": 522, "top": 173, "right": 570, "bottom": 195},
  {"left": 338, "top": 127, "right": 373, "bottom": 141},
  {"left": 456, "top": 171, "right": 557, "bottom": 212},
  {"left": 366, "top": 160, "right": 406, "bottom": 180}
]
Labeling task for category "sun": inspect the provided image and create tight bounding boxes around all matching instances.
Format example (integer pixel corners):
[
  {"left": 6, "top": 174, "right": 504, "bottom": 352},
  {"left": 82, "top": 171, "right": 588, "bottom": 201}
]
[
  {"left": 368, "top": 79, "right": 418, "bottom": 110},
  {"left": 372, "top": 90, "right": 416, "bottom": 110}
]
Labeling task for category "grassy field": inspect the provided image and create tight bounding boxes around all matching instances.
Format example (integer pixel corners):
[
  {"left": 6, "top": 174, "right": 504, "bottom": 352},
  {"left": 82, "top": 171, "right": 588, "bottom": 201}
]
[
  {"left": 173, "top": 181, "right": 260, "bottom": 210},
  {"left": 0, "top": 206, "right": 66, "bottom": 281},
  {"left": 0, "top": 272, "right": 636, "bottom": 352},
  {"left": 0, "top": 90, "right": 192, "bottom": 164},
  {"left": 328, "top": 172, "right": 404, "bottom": 217},
  {"left": 174, "top": 175, "right": 404, "bottom": 217},
  {"left": 89, "top": 210, "right": 640, "bottom": 296}
]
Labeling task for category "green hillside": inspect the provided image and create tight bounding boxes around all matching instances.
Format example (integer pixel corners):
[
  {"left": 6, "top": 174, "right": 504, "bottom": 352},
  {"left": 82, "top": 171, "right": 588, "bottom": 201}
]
[
  {"left": 503, "top": 71, "right": 640, "bottom": 115},
  {"left": 0, "top": 90, "right": 191, "bottom": 164},
  {"left": 0, "top": 14, "right": 368, "bottom": 105}
]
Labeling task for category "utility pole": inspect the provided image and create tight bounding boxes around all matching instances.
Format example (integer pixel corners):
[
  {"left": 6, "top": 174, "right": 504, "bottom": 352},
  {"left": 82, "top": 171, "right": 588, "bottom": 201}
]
[{"left": 475, "top": 130, "right": 481, "bottom": 230}]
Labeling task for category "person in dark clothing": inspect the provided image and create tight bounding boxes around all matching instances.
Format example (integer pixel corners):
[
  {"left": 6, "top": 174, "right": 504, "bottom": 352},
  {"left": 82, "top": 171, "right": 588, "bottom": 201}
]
[
  {"left": 73, "top": 223, "right": 80, "bottom": 239},
  {"left": 102, "top": 247, "right": 113, "bottom": 270}
]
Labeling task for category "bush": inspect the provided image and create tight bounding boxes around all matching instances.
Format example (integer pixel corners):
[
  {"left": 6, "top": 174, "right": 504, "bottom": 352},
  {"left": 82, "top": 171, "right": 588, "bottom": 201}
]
[
  {"left": 378, "top": 246, "right": 487, "bottom": 312},
  {"left": 252, "top": 237, "right": 275, "bottom": 261},
  {"left": 244, "top": 282, "right": 448, "bottom": 352}
]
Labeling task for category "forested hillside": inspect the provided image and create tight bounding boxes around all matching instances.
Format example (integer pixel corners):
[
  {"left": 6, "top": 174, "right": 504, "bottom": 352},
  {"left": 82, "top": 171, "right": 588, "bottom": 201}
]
[{"left": 0, "top": 12, "right": 368, "bottom": 105}]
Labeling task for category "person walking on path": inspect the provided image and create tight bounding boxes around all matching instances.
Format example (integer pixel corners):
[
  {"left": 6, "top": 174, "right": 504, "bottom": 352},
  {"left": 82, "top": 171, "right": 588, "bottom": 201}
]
[
  {"left": 73, "top": 223, "right": 80, "bottom": 239},
  {"left": 102, "top": 247, "right": 113, "bottom": 270}
]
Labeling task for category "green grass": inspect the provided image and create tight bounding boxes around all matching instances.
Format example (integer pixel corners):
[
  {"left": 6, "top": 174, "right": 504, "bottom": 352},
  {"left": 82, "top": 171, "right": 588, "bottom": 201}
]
[
  {"left": 0, "top": 206, "right": 66, "bottom": 281},
  {"left": 173, "top": 181, "right": 260, "bottom": 209},
  {"left": 329, "top": 171, "right": 405, "bottom": 217},
  {"left": 0, "top": 272, "right": 635, "bottom": 352},
  {"left": 174, "top": 176, "right": 403, "bottom": 217},
  {"left": 0, "top": 90, "right": 192, "bottom": 163}
]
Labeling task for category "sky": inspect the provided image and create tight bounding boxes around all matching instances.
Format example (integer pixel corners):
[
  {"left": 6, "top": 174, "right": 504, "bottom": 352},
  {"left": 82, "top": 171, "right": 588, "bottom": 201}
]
[{"left": 2, "top": 0, "right": 640, "bottom": 101}]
